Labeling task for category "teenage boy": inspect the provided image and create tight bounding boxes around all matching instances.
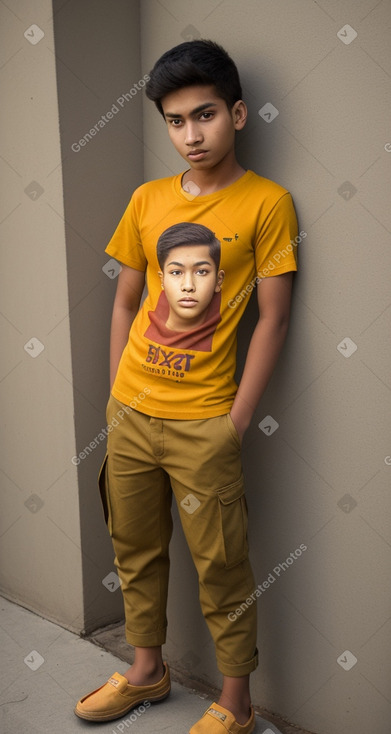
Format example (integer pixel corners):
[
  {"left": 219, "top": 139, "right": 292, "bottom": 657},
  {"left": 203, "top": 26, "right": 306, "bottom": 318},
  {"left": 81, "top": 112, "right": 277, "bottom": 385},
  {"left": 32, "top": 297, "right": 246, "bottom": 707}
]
[{"left": 75, "top": 40, "right": 298, "bottom": 734}]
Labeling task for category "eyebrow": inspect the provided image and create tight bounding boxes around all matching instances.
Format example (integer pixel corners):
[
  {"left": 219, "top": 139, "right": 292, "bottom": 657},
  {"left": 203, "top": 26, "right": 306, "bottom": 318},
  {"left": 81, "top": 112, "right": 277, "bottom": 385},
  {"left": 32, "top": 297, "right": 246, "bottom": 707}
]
[
  {"left": 167, "top": 260, "right": 213, "bottom": 267},
  {"left": 164, "top": 102, "right": 217, "bottom": 119}
]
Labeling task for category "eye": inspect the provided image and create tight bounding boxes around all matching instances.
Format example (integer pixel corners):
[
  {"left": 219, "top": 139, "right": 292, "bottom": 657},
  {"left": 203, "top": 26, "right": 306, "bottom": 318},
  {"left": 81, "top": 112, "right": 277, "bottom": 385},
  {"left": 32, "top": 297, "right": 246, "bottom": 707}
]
[
  {"left": 169, "top": 269, "right": 182, "bottom": 275},
  {"left": 200, "top": 112, "right": 214, "bottom": 121},
  {"left": 169, "top": 118, "right": 182, "bottom": 127},
  {"left": 196, "top": 269, "right": 209, "bottom": 276}
]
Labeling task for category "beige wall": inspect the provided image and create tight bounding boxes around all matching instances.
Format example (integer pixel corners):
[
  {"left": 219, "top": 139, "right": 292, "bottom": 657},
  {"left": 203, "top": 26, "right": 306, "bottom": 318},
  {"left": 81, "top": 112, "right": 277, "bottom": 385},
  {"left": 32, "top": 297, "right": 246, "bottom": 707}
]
[
  {"left": 0, "top": 0, "right": 84, "bottom": 628},
  {"left": 140, "top": 2, "right": 391, "bottom": 734},
  {"left": 0, "top": 0, "right": 142, "bottom": 632},
  {"left": 51, "top": 0, "right": 143, "bottom": 633},
  {"left": 1, "top": 1, "right": 390, "bottom": 733}
]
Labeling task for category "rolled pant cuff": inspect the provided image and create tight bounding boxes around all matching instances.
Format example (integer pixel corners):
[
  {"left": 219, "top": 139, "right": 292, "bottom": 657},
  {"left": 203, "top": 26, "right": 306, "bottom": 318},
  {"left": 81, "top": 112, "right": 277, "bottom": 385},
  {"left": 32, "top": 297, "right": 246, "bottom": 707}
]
[
  {"left": 217, "top": 648, "right": 258, "bottom": 677},
  {"left": 125, "top": 627, "right": 167, "bottom": 647}
]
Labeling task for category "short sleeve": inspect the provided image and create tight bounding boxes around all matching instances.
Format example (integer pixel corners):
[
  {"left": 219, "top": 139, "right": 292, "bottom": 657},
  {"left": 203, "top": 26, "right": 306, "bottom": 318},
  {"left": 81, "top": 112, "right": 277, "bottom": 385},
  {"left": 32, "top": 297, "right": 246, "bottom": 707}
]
[
  {"left": 255, "top": 192, "right": 298, "bottom": 277},
  {"left": 105, "top": 191, "right": 147, "bottom": 272}
]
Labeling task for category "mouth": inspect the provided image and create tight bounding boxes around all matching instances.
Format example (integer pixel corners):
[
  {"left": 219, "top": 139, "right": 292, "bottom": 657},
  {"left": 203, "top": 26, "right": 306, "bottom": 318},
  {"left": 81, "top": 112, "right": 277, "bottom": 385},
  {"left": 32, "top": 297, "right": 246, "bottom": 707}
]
[
  {"left": 178, "top": 298, "right": 198, "bottom": 307},
  {"left": 187, "top": 150, "right": 208, "bottom": 161}
]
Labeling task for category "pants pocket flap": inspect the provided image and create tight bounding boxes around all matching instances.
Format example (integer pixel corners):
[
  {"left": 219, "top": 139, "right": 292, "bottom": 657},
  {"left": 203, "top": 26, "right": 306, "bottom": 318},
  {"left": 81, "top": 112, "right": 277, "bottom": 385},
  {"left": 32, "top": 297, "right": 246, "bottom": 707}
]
[{"left": 217, "top": 476, "right": 245, "bottom": 505}]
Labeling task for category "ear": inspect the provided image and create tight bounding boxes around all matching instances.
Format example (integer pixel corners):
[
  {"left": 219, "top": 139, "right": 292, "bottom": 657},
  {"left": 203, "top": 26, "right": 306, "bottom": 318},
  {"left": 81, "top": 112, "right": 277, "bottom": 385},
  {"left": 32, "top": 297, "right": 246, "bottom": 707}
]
[
  {"left": 158, "top": 270, "right": 164, "bottom": 289},
  {"left": 215, "top": 269, "right": 225, "bottom": 292},
  {"left": 232, "top": 100, "right": 247, "bottom": 131}
]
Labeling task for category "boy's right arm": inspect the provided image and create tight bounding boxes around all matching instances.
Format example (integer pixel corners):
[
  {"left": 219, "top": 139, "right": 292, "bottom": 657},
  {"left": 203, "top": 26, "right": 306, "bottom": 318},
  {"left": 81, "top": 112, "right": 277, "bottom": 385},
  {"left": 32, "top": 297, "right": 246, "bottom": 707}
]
[{"left": 109, "top": 264, "right": 146, "bottom": 389}]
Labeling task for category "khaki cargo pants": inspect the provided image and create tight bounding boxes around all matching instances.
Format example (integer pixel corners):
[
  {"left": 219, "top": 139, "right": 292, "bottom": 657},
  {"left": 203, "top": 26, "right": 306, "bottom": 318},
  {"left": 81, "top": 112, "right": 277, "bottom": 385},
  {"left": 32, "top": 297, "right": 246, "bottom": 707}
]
[{"left": 98, "top": 394, "right": 258, "bottom": 677}]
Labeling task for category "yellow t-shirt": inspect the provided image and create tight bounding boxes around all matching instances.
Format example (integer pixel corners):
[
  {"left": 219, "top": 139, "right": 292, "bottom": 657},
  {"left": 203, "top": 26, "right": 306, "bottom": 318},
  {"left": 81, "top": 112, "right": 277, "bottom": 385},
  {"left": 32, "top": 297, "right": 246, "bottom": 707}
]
[{"left": 106, "top": 169, "right": 298, "bottom": 419}]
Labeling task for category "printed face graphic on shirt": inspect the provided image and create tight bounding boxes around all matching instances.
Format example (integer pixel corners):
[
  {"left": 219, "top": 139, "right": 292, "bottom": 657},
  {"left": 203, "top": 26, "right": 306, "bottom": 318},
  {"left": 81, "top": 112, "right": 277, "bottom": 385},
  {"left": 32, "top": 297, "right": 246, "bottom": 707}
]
[
  {"left": 143, "top": 222, "right": 225, "bottom": 352},
  {"left": 158, "top": 244, "right": 224, "bottom": 331}
]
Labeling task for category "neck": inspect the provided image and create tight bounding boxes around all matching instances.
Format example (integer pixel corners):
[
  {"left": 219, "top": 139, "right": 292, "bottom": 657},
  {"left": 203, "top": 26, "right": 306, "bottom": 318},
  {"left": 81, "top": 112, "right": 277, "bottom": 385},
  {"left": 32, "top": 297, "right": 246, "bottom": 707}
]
[{"left": 182, "top": 156, "right": 246, "bottom": 195}]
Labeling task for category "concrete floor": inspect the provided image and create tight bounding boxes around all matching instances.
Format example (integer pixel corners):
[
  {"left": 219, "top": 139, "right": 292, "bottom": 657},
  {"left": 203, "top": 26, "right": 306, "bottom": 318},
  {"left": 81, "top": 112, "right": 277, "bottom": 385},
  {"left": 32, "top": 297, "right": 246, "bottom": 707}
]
[{"left": 0, "top": 596, "right": 288, "bottom": 734}]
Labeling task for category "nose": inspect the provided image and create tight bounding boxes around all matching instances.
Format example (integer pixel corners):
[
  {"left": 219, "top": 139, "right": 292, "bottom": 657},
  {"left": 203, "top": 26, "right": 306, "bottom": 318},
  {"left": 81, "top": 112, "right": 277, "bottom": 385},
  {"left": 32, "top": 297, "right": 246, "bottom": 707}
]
[
  {"left": 184, "top": 121, "right": 202, "bottom": 146},
  {"left": 181, "top": 273, "right": 195, "bottom": 291}
]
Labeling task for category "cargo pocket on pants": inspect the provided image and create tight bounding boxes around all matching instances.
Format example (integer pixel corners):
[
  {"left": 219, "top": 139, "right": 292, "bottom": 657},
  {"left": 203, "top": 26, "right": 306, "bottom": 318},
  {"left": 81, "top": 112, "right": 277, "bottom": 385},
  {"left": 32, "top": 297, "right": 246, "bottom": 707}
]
[
  {"left": 98, "top": 453, "right": 113, "bottom": 535},
  {"left": 217, "top": 475, "right": 248, "bottom": 569}
]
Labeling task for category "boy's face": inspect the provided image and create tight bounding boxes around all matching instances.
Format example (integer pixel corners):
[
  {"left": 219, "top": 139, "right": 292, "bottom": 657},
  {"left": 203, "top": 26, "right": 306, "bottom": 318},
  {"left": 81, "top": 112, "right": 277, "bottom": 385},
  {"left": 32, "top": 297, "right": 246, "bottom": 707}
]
[
  {"left": 161, "top": 85, "right": 246, "bottom": 170},
  {"left": 158, "top": 244, "right": 224, "bottom": 332}
]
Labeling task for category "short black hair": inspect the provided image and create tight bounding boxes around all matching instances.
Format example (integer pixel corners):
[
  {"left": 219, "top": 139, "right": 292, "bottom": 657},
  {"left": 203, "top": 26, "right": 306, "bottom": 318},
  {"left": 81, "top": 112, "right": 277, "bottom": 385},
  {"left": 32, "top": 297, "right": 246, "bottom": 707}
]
[
  {"left": 146, "top": 40, "right": 242, "bottom": 117},
  {"left": 157, "top": 222, "right": 221, "bottom": 271}
]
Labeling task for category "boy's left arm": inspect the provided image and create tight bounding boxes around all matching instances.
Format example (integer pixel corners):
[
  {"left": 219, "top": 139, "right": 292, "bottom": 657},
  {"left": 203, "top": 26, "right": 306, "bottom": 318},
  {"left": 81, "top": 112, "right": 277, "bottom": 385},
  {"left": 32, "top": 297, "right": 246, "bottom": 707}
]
[{"left": 229, "top": 272, "right": 294, "bottom": 441}]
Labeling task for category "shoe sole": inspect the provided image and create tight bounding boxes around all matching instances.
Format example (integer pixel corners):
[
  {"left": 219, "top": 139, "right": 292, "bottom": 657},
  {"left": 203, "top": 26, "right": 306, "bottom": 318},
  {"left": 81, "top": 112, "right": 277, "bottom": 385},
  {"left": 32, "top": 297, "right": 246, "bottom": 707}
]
[{"left": 74, "top": 690, "right": 170, "bottom": 722}]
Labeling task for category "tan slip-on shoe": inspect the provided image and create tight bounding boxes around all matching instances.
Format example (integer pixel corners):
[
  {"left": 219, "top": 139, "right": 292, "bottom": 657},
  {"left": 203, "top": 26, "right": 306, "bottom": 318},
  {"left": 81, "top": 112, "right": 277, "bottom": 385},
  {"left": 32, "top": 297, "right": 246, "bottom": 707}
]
[
  {"left": 189, "top": 702, "right": 255, "bottom": 734},
  {"left": 74, "top": 662, "right": 170, "bottom": 722}
]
